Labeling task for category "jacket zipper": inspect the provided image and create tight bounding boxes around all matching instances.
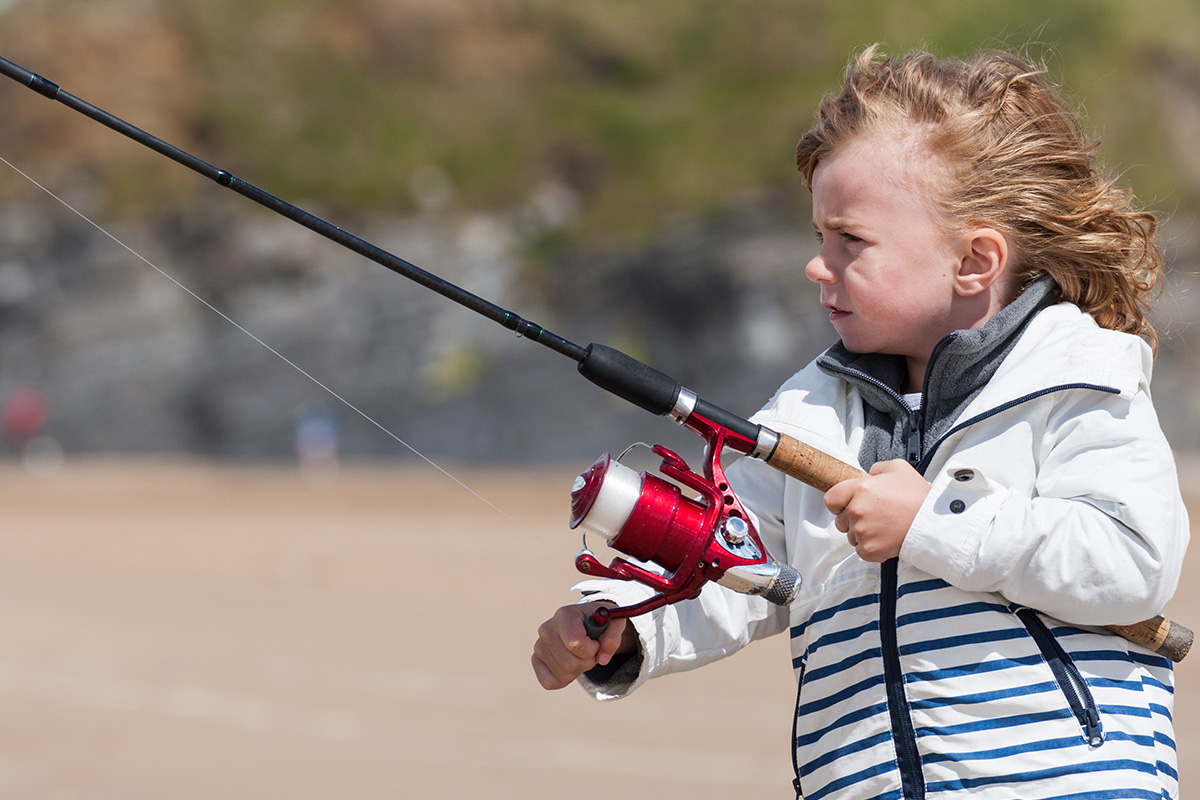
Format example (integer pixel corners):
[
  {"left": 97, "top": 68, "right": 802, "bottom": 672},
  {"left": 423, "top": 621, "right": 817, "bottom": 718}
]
[
  {"left": 813, "top": 358, "right": 929, "bottom": 795},
  {"left": 893, "top": 407, "right": 925, "bottom": 796},
  {"left": 1014, "top": 607, "right": 1104, "bottom": 746},
  {"left": 791, "top": 663, "right": 806, "bottom": 799},
  {"left": 881, "top": 558, "right": 925, "bottom": 800},
  {"left": 906, "top": 408, "right": 923, "bottom": 465}
]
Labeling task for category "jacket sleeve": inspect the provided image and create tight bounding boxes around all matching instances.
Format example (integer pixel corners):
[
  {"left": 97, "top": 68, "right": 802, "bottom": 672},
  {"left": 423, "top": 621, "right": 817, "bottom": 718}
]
[{"left": 902, "top": 380, "right": 1190, "bottom": 626}]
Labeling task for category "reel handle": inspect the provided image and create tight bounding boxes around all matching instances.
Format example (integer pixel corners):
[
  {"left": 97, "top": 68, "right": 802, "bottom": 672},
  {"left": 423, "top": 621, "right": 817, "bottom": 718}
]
[
  {"left": 762, "top": 431, "right": 1194, "bottom": 662},
  {"left": 583, "top": 606, "right": 611, "bottom": 640}
]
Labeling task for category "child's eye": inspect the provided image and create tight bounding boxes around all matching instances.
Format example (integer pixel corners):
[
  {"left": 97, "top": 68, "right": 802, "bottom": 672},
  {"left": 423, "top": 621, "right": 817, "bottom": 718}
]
[{"left": 813, "top": 228, "right": 863, "bottom": 245}]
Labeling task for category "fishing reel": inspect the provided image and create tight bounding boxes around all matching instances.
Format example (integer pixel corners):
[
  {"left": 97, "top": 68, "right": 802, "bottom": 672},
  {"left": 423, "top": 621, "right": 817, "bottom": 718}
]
[{"left": 569, "top": 415, "right": 801, "bottom": 635}]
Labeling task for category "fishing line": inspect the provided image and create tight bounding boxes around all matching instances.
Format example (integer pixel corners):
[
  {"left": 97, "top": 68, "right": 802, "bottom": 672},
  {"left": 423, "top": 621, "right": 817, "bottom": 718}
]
[{"left": 0, "top": 151, "right": 568, "bottom": 559}]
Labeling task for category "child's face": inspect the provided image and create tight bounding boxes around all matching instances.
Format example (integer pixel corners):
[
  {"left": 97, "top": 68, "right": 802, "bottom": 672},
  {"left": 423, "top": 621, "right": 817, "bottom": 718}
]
[{"left": 806, "top": 133, "right": 966, "bottom": 381}]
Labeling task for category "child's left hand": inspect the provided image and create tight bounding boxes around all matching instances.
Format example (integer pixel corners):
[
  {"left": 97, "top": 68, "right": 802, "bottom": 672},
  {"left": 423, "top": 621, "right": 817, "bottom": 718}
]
[{"left": 823, "top": 459, "right": 931, "bottom": 562}]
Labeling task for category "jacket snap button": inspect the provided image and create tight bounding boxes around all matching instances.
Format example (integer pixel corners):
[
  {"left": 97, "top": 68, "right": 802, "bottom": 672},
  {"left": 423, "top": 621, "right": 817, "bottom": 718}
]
[
  {"left": 950, "top": 499, "right": 966, "bottom": 514},
  {"left": 953, "top": 469, "right": 974, "bottom": 482}
]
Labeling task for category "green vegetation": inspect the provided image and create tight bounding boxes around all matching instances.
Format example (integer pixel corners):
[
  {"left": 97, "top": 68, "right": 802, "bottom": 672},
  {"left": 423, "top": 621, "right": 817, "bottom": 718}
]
[{"left": 13, "top": 0, "right": 1200, "bottom": 242}]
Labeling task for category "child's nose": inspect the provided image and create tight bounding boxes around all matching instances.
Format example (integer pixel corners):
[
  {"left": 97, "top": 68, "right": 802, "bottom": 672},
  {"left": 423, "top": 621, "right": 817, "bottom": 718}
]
[{"left": 805, "top": 252, "right": 835, "bottom": 284}]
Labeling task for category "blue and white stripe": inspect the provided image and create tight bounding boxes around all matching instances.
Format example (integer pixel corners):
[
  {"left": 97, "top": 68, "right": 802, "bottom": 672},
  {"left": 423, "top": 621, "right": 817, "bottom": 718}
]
[{"left": 790, "top": 572, "right": 1177, "bottom": 799}]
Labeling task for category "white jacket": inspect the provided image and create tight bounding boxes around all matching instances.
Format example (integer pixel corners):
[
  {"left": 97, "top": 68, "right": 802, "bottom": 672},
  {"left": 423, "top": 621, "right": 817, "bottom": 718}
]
[{"left": 577, "top": 303, "right": 1189, "bottom": 799}]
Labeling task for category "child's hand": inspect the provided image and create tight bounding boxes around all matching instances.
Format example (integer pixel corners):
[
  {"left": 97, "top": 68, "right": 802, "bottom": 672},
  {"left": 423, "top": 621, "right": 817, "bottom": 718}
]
[
  {"left": 531, "top": 601, "right": 637, "bottom": 690},
  {"left": 823, "top": 459, "right": 930, "bottom": 562}
]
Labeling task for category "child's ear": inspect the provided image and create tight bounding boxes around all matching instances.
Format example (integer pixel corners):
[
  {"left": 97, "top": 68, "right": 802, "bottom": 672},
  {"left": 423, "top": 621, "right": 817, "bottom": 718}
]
[{"left": 954, "top": 228, "right": 1009, "bottom": 297}]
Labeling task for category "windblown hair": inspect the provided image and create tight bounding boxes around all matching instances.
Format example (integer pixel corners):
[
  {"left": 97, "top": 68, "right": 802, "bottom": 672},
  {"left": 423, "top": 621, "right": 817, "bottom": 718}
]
[{"left": 797, "top": 45, "right": 1164, "bottom": 352}]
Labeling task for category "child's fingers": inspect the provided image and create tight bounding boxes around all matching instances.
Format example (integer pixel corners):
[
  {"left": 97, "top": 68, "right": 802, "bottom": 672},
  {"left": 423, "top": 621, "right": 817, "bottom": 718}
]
[
  {"left": 824, "top": 475, "right": 862, "bottom": 534},
  {"left": 532, "top": 631, "right": 593, "bottom": 690},
  {"left": 531, "top": 603, "right": 608, "bottom": 690},
  {"left": 823, "top": 478, "right": 853, "bottom": 516}
]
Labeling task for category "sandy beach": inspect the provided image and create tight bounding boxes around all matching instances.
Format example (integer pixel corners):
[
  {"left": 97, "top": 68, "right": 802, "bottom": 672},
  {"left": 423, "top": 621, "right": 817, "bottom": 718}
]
[{"left": 0, "top": 457, "right": 1196, "bottom": 798}]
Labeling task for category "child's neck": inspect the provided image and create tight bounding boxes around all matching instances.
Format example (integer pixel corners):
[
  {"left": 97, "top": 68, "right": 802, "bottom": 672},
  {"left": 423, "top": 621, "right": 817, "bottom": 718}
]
[
  {"left": 906, "top": 287, "right": 1014, "bottom": 393},
  {"left": 904, "top": 360, "right": 925, "bottom": 395}
]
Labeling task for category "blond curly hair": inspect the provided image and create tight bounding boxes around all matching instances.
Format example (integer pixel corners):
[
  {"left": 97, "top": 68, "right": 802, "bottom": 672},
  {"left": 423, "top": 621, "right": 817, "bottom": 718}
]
[{"left": 796, "top": 45, "right": 1163, "bottom": 353}]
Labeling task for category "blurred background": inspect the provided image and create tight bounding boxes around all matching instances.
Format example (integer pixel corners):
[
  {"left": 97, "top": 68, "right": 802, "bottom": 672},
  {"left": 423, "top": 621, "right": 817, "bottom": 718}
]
[
  {"left": 1, "top": 0, "right": 1198, "bottom": 465},
  {"left": 0, "top": 1, "right": 1198, "bottom": 798}
]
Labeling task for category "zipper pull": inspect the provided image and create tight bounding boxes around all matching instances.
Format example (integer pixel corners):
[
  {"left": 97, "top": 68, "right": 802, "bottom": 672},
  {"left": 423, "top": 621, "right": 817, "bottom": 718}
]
[
  {"left": 906, "top": 410, "right": 922, "bottom": 464},
  {"left": 1083, "top": 706, "right": 1104, "bottom": 747}
]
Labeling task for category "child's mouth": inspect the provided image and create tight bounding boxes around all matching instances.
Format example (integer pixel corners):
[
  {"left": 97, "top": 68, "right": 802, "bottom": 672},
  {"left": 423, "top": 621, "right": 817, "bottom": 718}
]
[{"left": 823, "top": 301, "right": 851, "bottom": 320}]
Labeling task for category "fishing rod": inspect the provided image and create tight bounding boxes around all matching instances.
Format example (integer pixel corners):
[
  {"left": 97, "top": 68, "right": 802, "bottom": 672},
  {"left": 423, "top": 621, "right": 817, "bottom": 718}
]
[{"left": 0, "top": 55, "right": 1190, "bottom": 661}]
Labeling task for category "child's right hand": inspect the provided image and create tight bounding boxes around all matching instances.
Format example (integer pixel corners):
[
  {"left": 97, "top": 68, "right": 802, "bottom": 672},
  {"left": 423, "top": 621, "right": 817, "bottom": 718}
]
[{"left": 531, "top": 601, "right": 637, "bottom": 690}]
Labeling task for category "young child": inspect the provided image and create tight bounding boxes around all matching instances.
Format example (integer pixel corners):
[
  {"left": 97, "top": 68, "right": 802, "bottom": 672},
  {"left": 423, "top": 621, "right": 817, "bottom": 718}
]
[{"left": 532, "top": 45, "right": 1190, "bottom": 798}]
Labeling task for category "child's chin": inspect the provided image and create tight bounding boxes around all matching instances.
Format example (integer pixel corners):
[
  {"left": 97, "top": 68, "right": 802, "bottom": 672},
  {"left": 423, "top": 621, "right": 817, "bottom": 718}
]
[{"left": 834, "top": 331, "right": 871, "bottom": 353}]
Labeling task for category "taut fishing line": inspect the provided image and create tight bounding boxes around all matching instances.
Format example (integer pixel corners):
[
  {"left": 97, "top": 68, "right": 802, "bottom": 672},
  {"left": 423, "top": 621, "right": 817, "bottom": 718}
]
[{"left": 0, "top": 151, "right": 566, "bottom": 559}]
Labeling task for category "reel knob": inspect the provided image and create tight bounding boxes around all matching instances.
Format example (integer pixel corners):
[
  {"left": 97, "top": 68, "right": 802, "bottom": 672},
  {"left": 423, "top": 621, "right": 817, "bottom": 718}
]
[{"left": 721, "top": 516, "right": 749, "bottom": 545}]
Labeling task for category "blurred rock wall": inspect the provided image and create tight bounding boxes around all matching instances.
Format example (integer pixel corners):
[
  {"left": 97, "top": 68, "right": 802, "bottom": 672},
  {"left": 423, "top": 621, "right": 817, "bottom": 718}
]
[
  {"left": 0, "top": 187, "right": 826, "bottom": 463},
  {"left": 0, "top": 185, "right": 1197, "bottom": 465}
]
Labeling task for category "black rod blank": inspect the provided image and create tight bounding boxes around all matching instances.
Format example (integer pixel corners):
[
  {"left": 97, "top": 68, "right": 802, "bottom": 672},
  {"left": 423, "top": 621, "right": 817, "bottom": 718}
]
[
  {"left": 0, "top": 54, "right": 766, "bottom": 445},
  {"left": 0, "top": 55, "right": 586, "bottom": 362}
]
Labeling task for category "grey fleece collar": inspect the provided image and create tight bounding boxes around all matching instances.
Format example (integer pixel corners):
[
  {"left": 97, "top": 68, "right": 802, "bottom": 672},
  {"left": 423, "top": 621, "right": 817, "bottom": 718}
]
[{"left": 816, "top": 276, "right": 1057, "bottom": 468}]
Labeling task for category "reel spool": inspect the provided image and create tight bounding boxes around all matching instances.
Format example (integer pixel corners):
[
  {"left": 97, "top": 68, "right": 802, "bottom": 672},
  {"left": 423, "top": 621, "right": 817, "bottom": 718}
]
[{"left": 569, "top": 435, "right": 801, "bottom": 632}]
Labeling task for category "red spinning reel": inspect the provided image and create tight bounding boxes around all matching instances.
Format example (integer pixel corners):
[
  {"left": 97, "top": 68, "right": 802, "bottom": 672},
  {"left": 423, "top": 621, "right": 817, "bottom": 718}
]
[{"left": 569, "top": 415, "right": 801, "bottom": 635}]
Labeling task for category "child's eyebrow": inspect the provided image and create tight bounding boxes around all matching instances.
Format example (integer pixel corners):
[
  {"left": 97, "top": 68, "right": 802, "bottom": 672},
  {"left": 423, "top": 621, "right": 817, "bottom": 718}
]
[{"left": 813, "top": 216, "right": 863, "bottom": 232}]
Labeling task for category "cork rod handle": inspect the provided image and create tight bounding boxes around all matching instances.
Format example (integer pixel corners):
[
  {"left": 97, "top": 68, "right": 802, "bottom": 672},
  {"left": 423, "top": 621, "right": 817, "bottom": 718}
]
[
  {"left": 765, "top": 430, "right": 867, "bottom": 492},
  {"left": 1107, "top": 616, "right": 1193, "bottom": 663}
]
